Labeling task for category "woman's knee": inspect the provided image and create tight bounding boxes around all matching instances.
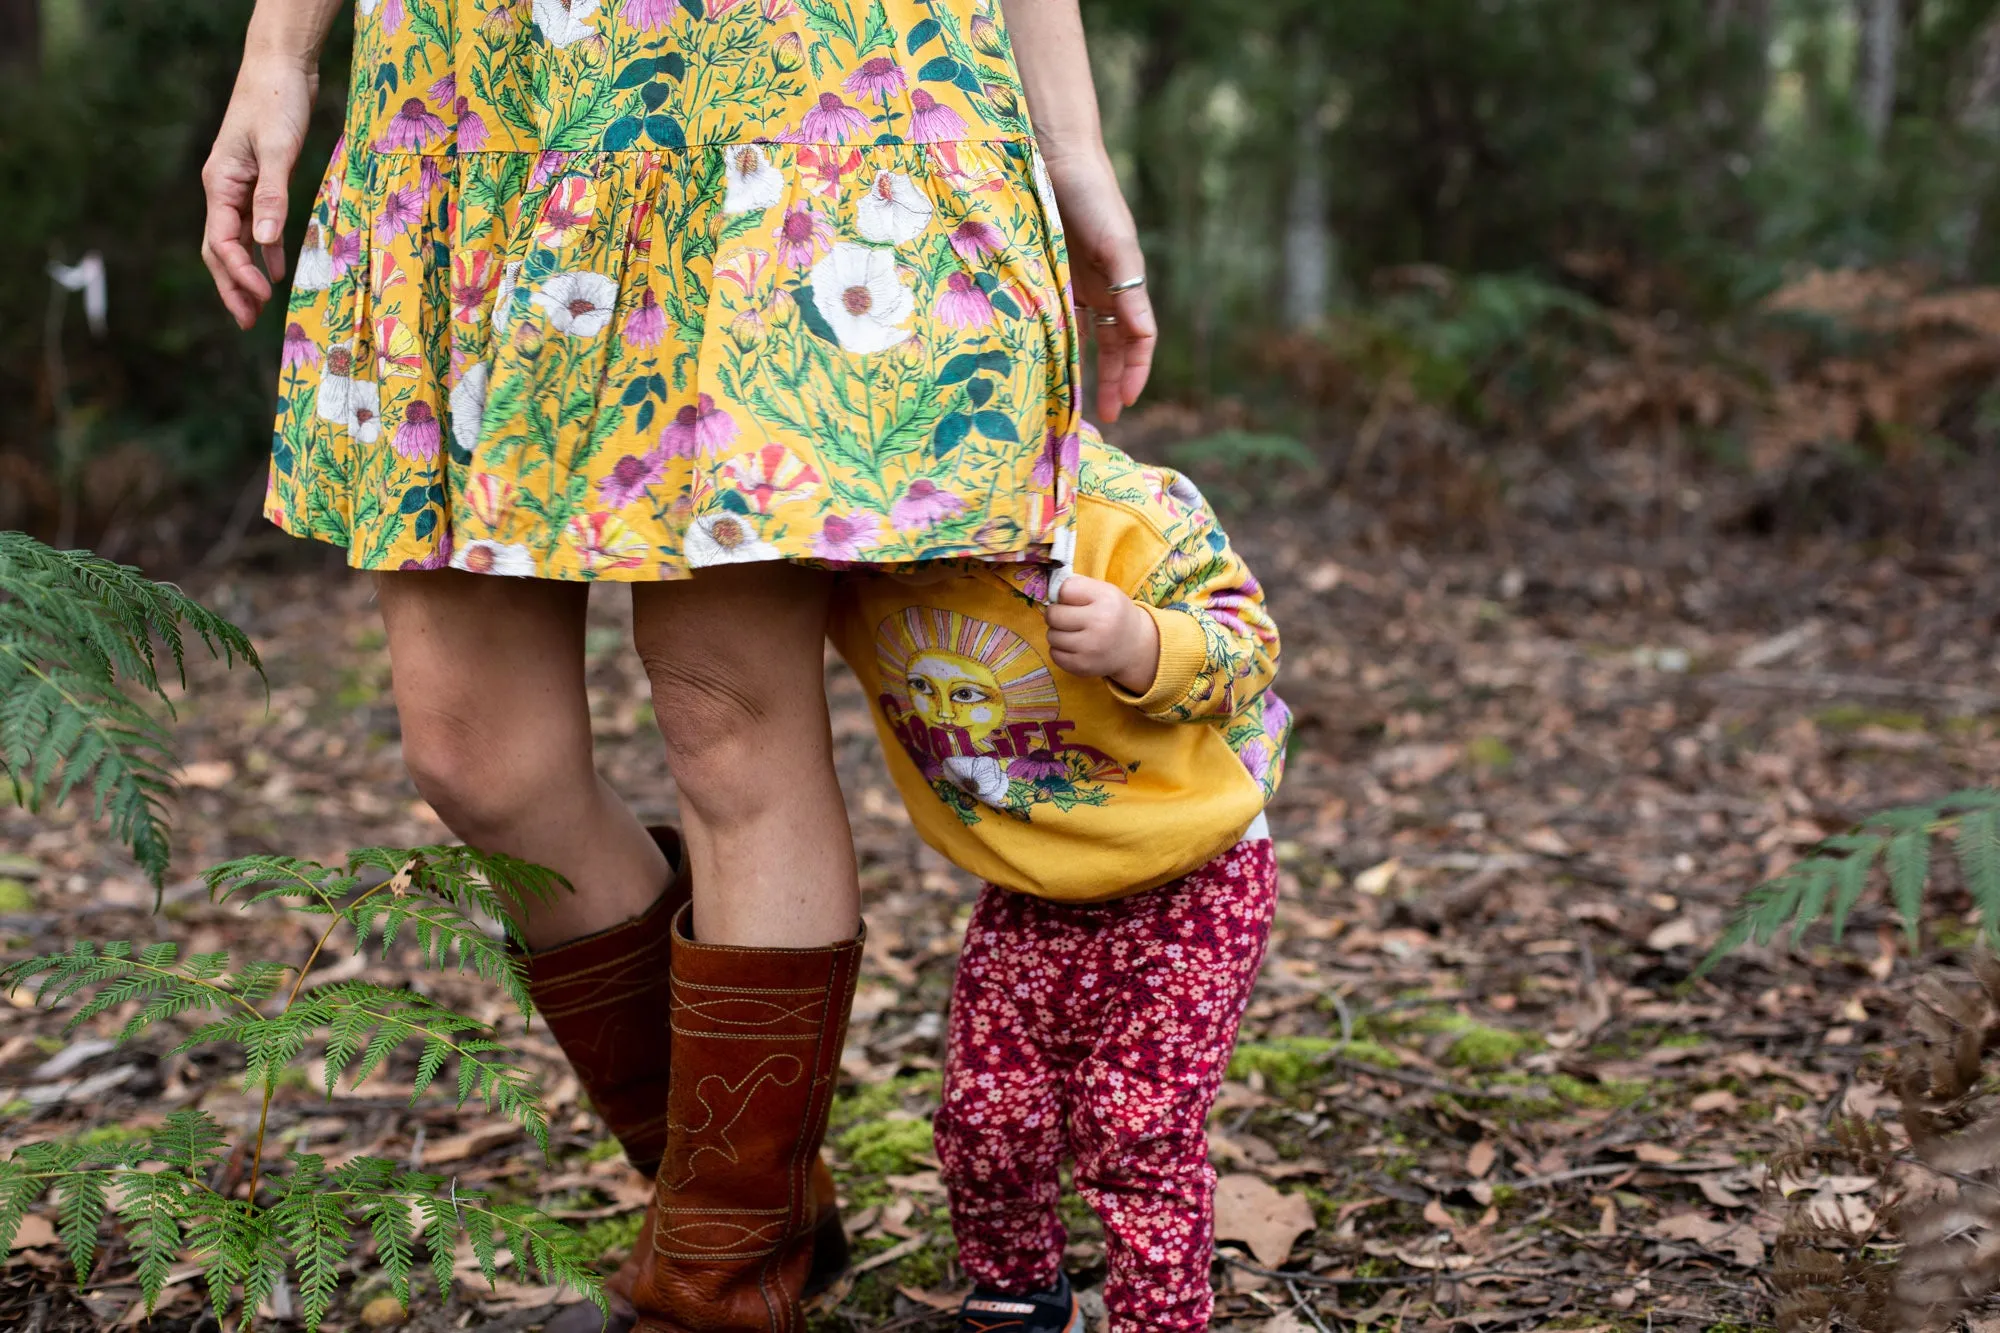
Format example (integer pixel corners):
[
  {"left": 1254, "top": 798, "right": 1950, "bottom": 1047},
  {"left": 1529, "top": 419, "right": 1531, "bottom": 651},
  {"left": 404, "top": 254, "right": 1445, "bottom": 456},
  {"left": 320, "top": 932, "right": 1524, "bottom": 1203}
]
[
  {"left": 640, "top": 645, "right": 828, "bottom": 812},
  {"left": 398, "top": 704, "right": 562, "bottom": 839}
]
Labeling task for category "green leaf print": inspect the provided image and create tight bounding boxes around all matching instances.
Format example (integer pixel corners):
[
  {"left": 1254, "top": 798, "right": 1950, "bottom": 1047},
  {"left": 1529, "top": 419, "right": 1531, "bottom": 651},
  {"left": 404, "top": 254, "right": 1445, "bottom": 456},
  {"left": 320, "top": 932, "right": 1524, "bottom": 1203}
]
[
  {"left": 938, "top": 350, "right": 1012, "bottom": 384},
  {"left": 679, "top": 0, "right": 704, "bottom": 16},
  {"left": 795, "top": 0, "right": 861, "bottom": 51},
  {"left": 613, "top": 59, "right": 660, "bottom": 90},
  {"left": 966, "top": 378, "right": 994, "bottom": 409},
  {"left": 791, "top": 285, "right": 843, "bottom": 347},
  {"left": 859, "top": 0, "right": 896, "bottom": 55},
  {"left": 876, "top": 397, "right": 945, "bottom": 463},
  {"left": 905, "top": 18, "right": 942, "bottom": 53},
  {"left": 916, "top": 56, "right": 965, "bottom": 84},
  {"left": 972, "top": 411, "right": 1019, "bottom": 444},
  {"left": 936, "top": 413, "right": 972, "bottom": 453},
  {"left": 644, "top": 115, "right": 687, "bottom": 149}
]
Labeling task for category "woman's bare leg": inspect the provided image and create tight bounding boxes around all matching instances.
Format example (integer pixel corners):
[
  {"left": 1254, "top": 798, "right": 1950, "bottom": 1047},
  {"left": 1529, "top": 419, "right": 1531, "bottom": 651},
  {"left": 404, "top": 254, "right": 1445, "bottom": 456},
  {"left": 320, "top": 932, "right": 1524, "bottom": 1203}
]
[
  {"left": 630, "top": 564, "right": 859, "bottom": 948},
  {"left": 375, "top": 570, "right": 668, "bottom": 948}
]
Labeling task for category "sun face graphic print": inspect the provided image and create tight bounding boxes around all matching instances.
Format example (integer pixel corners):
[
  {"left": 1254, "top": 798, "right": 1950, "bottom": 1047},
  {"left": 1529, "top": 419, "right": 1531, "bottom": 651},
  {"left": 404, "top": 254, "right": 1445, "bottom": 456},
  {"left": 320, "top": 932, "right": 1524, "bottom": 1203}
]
[{"left": 874, "top": 606, "right": 1124, "bottom": 822}]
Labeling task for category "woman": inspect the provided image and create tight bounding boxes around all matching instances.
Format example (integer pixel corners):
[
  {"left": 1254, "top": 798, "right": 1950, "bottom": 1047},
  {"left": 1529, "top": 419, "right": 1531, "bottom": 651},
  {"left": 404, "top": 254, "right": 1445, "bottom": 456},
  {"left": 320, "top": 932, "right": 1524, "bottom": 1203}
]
[{"left": 201, "top": 0, "right": 1152, "bottom": 1328}]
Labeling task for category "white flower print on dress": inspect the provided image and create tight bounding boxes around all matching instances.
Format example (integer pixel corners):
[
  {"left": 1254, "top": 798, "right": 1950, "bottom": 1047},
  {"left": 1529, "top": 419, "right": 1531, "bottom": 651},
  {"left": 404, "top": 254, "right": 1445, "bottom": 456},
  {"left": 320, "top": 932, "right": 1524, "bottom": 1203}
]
[
  {"left": 295, "top": 228, "right": 335, "bottom": 292},
  {"left": 532, "top": 271, "right": 619, "bottom": 338},
  {"left": 943, "top": 754, "right": 1009, "bottom": 808},
  {"left": 531, "top": 0, "right": 599, "bottom": 48},
  {"left": 345, "top": 380, "right": 383, "bottom": 443},
  {"left": 722, "top": 144, "right": 786, "bottom": 215},
  {"left": 450, "top": 362, "right": 489, "bottom": 458},
  {"left": 856, "top": 170, "right": 934, "bottom": 245},
  {"left": 810, "top": 243, "right": 914, "bottom": 355},
  {"left": 451, "top": 540, "right": 538, "bottom": 577},
  {"left": 315, "top": 345, "right": 355, "bottom": 425},
  {"left": 685, "top": 512, "right": 781, "bottom": 567}
]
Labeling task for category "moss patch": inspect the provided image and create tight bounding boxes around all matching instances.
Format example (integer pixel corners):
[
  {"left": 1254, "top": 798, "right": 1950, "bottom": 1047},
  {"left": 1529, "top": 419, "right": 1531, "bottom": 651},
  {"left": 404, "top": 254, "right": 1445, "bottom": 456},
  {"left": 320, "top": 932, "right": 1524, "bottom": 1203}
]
[
  {"left": 1437, "top": 1020, "right": 1536, "bottom": 1070},
  {"left": 836, "top": 1116, "right": 935, "bottom": 1174},
  {"left": 1465, "top": 735, "right": 1515, "bottom": 770},
  {"left": 0, "top": 878, "right": 35, "bottom": 914},
  {"left": 829, "top": 1072, "right": 941, "bottom": 1134},
  {"left": 575, "top": 1211, "right": 645, "bottom": 1262},
  {"left": 1550, "top": 1074, "right": 1651, "bottom": 1109},
  {"left": 1229, "top": 1035, "right": 1404, "bottom": 1095}
]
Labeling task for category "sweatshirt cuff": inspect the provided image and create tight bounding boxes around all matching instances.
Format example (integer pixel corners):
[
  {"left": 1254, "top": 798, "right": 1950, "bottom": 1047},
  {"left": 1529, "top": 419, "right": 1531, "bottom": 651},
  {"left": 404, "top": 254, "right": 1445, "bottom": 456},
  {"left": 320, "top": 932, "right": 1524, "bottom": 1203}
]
[{"left": 1109, "top": 606, "right": 1208, "bottom": 714}]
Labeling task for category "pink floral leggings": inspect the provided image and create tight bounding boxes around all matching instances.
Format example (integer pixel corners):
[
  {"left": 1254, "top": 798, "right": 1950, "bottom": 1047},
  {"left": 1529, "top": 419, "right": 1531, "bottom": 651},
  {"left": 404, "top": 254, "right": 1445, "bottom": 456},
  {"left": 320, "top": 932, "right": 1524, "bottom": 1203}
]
[{"left": 934, "top": 838, "right": 1279, "bottom": 1333}]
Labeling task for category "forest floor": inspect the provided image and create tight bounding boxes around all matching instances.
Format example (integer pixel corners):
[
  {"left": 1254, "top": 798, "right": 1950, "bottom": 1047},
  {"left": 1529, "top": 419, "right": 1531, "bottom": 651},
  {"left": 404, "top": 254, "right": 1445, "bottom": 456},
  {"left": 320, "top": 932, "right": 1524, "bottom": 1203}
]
[{"left": 5, "top": 449, "right": 2000, "bottom": 1333}]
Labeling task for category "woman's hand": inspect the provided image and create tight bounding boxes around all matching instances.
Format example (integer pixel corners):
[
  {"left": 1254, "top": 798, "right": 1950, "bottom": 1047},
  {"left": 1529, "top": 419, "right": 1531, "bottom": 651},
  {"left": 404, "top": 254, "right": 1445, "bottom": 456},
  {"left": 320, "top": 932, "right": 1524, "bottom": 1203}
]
[
  {"left": 201, "top": 54, "right": 318, "bottom": 330},
  {"left": 1046, "top": 147, "right": 1156, "bottom": 423}
]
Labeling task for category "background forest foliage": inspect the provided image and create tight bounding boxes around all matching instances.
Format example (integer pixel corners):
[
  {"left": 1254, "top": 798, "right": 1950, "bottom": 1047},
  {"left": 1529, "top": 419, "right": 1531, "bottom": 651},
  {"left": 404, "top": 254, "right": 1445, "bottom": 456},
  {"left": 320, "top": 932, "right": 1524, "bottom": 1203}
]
[{"left": 6, "top": 0, "right": 2000, "bottom": 544}]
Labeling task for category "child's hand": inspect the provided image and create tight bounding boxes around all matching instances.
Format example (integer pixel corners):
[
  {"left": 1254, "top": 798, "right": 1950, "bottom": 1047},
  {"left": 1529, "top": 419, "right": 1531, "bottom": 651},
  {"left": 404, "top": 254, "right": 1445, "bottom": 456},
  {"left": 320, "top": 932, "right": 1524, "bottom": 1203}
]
[{"left": 1045, "top": 576, "right": 1160, "bottom": 695}]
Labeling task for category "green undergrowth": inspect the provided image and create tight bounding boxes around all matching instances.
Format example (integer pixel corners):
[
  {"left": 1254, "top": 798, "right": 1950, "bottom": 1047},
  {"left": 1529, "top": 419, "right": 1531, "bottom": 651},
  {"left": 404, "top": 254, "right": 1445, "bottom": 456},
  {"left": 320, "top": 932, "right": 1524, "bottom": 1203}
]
[
  {"left": 837, "top": 1118, "right": 935, "bottom": 1175},
  {"left": 1228, "top": 1035, "right": 1402, "bottom": 1095}
]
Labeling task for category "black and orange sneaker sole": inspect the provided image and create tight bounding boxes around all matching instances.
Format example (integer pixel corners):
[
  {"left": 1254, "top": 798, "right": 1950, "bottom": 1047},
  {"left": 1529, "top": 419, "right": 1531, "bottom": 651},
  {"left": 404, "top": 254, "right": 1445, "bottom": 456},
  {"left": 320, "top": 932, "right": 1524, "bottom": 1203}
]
[{"left": 954, "top": 1271, "right": 1084, "bottom": 1333}]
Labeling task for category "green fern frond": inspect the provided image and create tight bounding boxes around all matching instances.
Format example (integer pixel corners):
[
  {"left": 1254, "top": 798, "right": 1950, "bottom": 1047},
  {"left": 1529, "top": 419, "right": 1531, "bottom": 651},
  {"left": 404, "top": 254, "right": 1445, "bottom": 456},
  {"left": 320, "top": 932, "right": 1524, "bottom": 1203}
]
[
  {"left": 1704, "top": 787, "right": 2000, "bottom": 973},
  {"left": 205, "top": 845, "right": 567, "bottom": 1021},
  {"left": 0, "top": 532, "right": 263, "bottom": 888}
]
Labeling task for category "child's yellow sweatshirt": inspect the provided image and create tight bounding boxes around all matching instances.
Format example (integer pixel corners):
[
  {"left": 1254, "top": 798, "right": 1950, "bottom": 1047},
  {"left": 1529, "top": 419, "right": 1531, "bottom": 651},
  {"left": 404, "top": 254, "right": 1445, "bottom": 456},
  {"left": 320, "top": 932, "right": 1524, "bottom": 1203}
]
[{"left": 829, "top": 428, "right": 1290, "bottom": 903}]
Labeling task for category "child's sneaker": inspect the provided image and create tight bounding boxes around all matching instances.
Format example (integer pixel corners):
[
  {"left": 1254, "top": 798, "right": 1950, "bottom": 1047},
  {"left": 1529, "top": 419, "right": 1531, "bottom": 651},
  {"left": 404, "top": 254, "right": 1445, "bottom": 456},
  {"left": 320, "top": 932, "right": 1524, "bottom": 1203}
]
[{"left": 954, "top": 1272, "right": 1084, "bottom": 1333}]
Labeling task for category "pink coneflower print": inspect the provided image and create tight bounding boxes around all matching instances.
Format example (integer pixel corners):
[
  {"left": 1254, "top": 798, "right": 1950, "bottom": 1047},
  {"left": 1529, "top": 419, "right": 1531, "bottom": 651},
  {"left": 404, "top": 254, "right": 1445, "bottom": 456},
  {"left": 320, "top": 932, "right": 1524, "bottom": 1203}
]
[
  {"left": 800, "top": 92, "right": 871, "bottom": 143},
  {"left": 1008, "top": 751, "right": 1067, "bottom": 782},
  {"left": 530, "top": 150, "right": 572, "bottom": 189},
  {"left": 890, "top": 479, "right": 966, "bottom": 531},
  {"left": 1264, "top": 694, "right": 1291, "bottom": 741},
  {"left": 375, "top": 187, "right": 425, "bottom": 236},
  {"left": 1032, "top": 429, "right": 1080, "bottom": 488},
  {"left": 378, "top": 97, "right": 448, "bottom": 151},
  {"left": 395, "top": 400, "right": 442, "bottom": 461},
  {"left": 936, "top": 271, "right": 996, "bottom": 329},
  {"left": 762, "top": 0, "right": 797, "bottom": 16},
  {"left": 659, "top": 394, "right": 739, "bottom": 458},
  {"left": 399, "top": 531, "right": 454, "bottom": 571},
  {"left": 949, "top": 219, "right": 1005, "bottom": 262},
  {"left": 772, "top": 205, "right": 832, "bottom": 268},
  {"left": 908, "top": 90, "right": 969, "bottom": 143},
  {"left": 381, "top": 0, "right": 406, "bottom": 32},
  {"left": 456, "top": 98, "right": 490, "bottom": 152},
  {"left": 811, "top": 511, "right": 882, "bottom": 561},
  {"left": 597, "top": 445, "right": 667, "bottom": 509},
  {"left": 844, "top": 57, "right": 906, "bottom": 100},
  {"left": 624, "top": 290, "right": 666, "bottom": 349},
  {"left": 419, "top": 156, "right": 445, "bottom": 195},
  {"left": 428, "top": 72, "right": 456, "bottom": 106},
  {"left": 621, "top": 0, "right": 676, "bottom": 29},
  {"left": 281, "top": 323, "right": 321, "bottom": 369}
]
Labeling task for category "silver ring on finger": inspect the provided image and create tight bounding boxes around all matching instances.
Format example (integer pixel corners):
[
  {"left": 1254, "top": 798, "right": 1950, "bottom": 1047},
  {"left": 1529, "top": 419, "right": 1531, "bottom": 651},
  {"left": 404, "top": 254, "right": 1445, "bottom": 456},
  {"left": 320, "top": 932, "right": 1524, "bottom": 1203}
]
[
  {"left": 1105, "top": 275, "right": 1147, "bottom": 295},
  {"left": 1093, "top": 313, "right": 1120, "bottom": 327}
]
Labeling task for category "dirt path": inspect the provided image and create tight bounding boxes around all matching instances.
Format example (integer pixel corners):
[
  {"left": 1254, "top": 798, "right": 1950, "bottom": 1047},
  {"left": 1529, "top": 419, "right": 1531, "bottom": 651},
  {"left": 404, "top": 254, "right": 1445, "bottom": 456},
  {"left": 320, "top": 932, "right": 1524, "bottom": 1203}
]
[{"left": 3, "top": 506, "right": 1996, "bottom": 1331}]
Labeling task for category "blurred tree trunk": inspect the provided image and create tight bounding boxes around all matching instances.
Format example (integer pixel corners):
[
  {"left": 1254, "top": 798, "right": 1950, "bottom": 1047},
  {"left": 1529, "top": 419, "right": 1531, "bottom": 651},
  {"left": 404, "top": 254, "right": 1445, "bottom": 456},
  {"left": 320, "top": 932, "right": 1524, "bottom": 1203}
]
[
  {"left": 1281, "top": 31, "right": 1333, "bottom": 331},
  {"left": 0, "top": 0, "right": 39, "bottom": 70},
  {"left": 1856, "top": 0, "right": 1902, "bottom": 142}
]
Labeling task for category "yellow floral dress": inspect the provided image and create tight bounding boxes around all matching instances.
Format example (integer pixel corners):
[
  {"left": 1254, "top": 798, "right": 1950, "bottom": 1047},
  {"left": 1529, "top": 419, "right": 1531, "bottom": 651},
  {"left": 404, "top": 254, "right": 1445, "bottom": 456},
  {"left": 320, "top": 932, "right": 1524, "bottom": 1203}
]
[{"left": 266, "top": 0, "right": 1080, "bottom": 580}]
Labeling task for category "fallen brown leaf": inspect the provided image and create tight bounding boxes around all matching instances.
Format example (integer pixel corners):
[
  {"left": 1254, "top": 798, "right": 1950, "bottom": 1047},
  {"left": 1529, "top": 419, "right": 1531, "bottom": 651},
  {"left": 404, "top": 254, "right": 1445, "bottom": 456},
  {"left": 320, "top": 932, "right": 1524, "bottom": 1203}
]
[{"left": 1214, "top": 1173, "right": 1316, "bottom": 1268}]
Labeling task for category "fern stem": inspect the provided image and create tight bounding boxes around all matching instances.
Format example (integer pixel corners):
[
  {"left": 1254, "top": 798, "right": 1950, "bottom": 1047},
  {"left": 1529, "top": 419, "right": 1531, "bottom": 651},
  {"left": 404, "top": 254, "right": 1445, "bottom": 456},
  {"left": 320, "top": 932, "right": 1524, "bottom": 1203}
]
[{"left": 249, "top": 882, "right": 394, "bottom": 1205}]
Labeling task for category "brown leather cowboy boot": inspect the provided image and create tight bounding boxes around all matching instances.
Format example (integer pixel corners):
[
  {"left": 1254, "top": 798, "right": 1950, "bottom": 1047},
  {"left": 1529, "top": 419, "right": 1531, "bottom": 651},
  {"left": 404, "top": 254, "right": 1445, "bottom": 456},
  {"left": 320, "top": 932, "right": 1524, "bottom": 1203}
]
[
  {"left": 529, "top": 831, "right": 848, "bottom": 1333},
  {"left": 629, "top": 904, "right": 864, "bottom": 1333}
]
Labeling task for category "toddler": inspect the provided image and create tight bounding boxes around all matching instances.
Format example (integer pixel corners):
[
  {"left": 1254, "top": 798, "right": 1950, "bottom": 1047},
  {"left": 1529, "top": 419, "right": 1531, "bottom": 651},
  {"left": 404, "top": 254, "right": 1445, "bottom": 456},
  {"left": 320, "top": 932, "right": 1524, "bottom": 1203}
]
[{"left": 830, "top": 425, "right": 1290, "bottom": 1333}]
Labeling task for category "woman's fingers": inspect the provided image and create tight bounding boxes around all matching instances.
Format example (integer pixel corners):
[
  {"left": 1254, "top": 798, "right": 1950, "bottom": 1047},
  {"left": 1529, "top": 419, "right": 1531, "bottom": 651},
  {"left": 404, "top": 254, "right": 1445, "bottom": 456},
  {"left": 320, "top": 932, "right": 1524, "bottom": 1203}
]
[
  {"left": 252, "top": 136, "right": 297, "bottom": 281},
  {"left": 201, "top": 144, "right": 273, "bottom": 330},
  {"left": 1109, "top": 282, "right": 1157, "bottom": 412}
]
